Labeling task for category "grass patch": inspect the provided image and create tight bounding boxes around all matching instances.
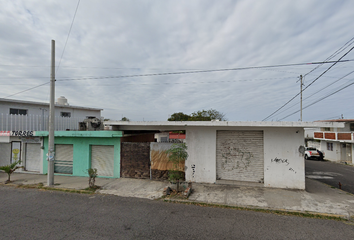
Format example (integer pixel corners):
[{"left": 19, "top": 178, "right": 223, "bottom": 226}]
[
  {"left": 163, "top": 200, "right": 348, "bottom": 222},
  {"left": 15, "top": 183, "right": 95, "bottom": 194}
]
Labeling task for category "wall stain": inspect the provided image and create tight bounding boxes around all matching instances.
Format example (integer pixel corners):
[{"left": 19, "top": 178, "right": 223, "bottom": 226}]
[{"left": 221, "top": 147, "right": 253, "bottom": 170}]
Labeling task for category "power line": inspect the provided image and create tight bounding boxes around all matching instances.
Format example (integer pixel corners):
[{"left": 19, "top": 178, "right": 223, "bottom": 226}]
[
  {"left": 268, "top": 70, "right": 354, "bottom": 119},
  {"left": 304, "top": 37, "right": 354, "bottom": 77},
  {"left": 56, "top": 0, "right": 81, "bottom": 74},
  {"left": 279, "top": 80, "right": 354, "bottom": 120},
  {"left": 3, "top": 82, "right": 50, "bottom": 99},
  {"left": 56, "top": 76, "right": 295, "bottom": 86},
  {"left": 56, "top": 60, "right": 354, "bottom": 82},
  {"left": 262, "top": 45, "right": 354, "bottom": 121}
]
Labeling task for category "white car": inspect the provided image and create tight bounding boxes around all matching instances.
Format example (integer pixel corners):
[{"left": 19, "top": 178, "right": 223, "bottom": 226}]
[{"left": 304, "top": 147, "right": 324, "bottom": 160}]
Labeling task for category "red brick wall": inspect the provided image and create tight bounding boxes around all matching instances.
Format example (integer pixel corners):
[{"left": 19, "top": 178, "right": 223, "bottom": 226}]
[
  {"left": 314, "top": 132, "right": 323, "bottom": 138},
  {"left": 324, "top": 132, "right": 336, "bottom": 140},
  {"left": 337, "top": 133, "right": 352, "bottom": 140}
]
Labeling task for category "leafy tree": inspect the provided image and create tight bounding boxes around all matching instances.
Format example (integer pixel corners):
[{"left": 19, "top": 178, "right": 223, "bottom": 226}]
[
  {"left": 168, "top": 112, "right": 190, "bottom": 121},
  {"left": 121, "top": 117, "right": 130, "bottom": 121},
  {"left": 0, "top": 160, "right": 23, "bottom": 183},
  {"left": 168, "top": 109, "right": 226, "bottom": 121},
  {"left": 166, "top": 143, "right": 188, "bottom": 192},
  {"left": 190, "top": 109, "right": 226, "bottom": 121}
]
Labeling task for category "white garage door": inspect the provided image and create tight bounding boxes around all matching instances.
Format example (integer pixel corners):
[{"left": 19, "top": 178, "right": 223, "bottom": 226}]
[
  {"left": 26, "top": 143, "right": 41, "bottom": 172},
  {"left": 216, "top": 131, "right": 264, "bottom": 182},
  {"left": 54, "top": 144, "right": 73, "bottom": 174},
  {"left": 0, "top": 143, "right": 11, "bottom": 166},
  {"left": 91, "top": 145, "right": 114, "bottom": 177}
]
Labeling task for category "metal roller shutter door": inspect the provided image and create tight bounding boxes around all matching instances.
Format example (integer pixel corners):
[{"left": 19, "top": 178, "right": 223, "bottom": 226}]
[
  {"left": 0, "top": 143, "right": 11, "bottom": 166},
  {"left": 26, "top": 143, "right": 41, "bottom": 172},
  {"left": 91, "top": 145, "right": 114, "bottom": 177},
  {"left": 54, "top": 144, "right": 73, "bottom": 174},
  {"left": 216, "top": 131, "right": 264, "bottom": 182}
]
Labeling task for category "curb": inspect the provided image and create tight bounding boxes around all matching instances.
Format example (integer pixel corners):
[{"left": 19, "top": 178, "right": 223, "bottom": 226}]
[
  {"left": 0, "top": 182, "right": 95, "bottom": 194},
  {"left": 163, "top": 198, "right": 350, "bottom": 221}
]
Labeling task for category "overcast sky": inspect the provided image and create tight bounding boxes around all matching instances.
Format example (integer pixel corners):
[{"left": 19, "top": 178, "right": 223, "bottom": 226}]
[{"left": 1, "top": 0, "right": 354, "bottom": 121}]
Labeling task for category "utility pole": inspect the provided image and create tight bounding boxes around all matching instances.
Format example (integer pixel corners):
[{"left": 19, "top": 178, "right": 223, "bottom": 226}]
[
  {"left": 47, "top": 40, "right": 55, "bottom": 186},
  {"left": 300, "top": 75, "right": 303, "bottom": 121}
]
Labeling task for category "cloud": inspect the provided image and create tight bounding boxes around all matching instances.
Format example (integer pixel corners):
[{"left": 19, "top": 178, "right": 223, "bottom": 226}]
[{"left": 0, "top": 0, "right": 354, "bottom": 121}]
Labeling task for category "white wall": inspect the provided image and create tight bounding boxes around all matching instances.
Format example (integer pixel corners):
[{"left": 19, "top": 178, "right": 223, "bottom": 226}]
[
  {"left": 263, "top": 128, "right": 305, "bottom": 189},
  {"left": 185, "top": 126, "right": 306, "bottom": 189},
  {"left": 0, "top": 101, "right": 100, "bottom": 118},
  {"left": 320, "top": 140, "right": 341, "bottom": 162},
  {"left": 185, "top": 127, "right": 216, "bottom": 183}
]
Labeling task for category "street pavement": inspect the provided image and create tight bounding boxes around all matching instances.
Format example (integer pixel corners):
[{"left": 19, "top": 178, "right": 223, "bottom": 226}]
[
  {"left": 306, "top": 159, "right": 354, "bottom": 194},
  {"left": 1, "top": 186, "right": 354, "bottom": 240},
  {"left": 1, "top": 171, "right": 354, "bottom": 219}
]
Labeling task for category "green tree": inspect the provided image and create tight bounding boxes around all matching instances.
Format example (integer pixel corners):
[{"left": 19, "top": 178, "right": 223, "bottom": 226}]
[
  {"left": 190, "top": 109, "right": 226, "bottom": 121},
  {"left": 168, "top": 112, "right": 190, "bottom": 121},
  {"left": 168, "top": 109, "right": 226, "bottom": 121},
  {"left": 0, "top": 161, "right": 23, "bottom": 183},
  {"left": 121, "top": 117, "right": 130, "bottom": 121},
  {"left": 166, "top": 143, "right": 188, "bottom": 192}
]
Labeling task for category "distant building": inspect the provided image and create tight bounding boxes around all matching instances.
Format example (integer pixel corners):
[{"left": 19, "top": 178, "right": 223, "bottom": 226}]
[{"left": 305, "top": 119, "right": 354, "bottom": 164}]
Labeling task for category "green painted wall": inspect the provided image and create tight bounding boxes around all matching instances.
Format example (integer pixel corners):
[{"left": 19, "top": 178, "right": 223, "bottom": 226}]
[{"left": 41, "top": 132, "right": 121, "bottom": 178}]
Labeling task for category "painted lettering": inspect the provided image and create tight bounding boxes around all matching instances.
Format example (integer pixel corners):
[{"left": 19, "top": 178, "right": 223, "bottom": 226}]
[{"left": 271, "top": 157, "right": 289, "bottom": 165}]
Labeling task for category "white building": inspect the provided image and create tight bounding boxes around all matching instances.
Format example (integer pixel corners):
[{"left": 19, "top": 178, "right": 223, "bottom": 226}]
[
  {"left": 0, "top": 96, "right": 102, "bottom": 131},
  {"left": 305, "top": 119, "right": 354, "bottom": 164},
  {"left": 106, "top": 120, "right": 344, "bottom": 190},
  {"left": 0, "top": 97, "right": 102, "bottom": 173}
]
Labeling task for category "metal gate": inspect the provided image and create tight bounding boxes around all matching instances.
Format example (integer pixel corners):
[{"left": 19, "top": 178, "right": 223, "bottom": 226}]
[
  {"left": 25, "top": 143, "right": 41, "bottom": 172},
  {"left": 91, "top": 145, "right": 114, "bottom": 177},
  {"left": 216, "top": 131, "right": 264, "bottom": 182},
  {"left": 0, "top": 143, "right": 11, "bottom": 166},
  {"left": 54, "top": 144, "right": 73, "bottom": 174}
]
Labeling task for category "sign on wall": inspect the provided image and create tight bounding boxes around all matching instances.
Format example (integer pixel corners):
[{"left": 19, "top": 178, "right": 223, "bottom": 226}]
[{"left": 11, "top": 141, "right": 21, "bottom": 164}]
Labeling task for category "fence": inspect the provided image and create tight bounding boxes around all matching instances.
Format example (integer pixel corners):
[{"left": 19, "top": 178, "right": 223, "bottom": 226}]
[{"left": 0, "top": 114, "right": 83, "bottom": 131}]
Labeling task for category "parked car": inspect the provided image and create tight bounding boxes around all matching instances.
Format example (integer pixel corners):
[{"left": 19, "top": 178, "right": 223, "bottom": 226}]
[{"left": 304, "top": 147, "right": 324, "bottom": 160}]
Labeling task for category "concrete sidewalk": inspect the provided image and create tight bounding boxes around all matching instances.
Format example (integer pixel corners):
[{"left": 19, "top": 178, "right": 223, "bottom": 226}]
[{"left": 1, "top": 172, "right": 354, "bottom": 219}]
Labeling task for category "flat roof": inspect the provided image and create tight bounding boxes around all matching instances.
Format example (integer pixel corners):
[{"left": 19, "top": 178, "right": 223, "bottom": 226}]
[
  {"left": 105, "top": 121, "right": 345, "bottom": 130},
  {"left": 0, "top": 98, "right": 102, "bottom": 111},
  {"left": 316, "top": 119, "right": 354, "bottom": 122}
]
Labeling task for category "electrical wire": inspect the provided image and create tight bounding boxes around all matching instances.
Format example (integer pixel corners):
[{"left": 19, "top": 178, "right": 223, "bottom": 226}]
[
  {"left": 304, "top": 37, "right": 354, "bottom": 77},
  {"left": 279, "top": 80, "right": 354, "bottom": 120},
  {"left": 56, "top": 0, "right": 81, "bottom": 74},
  {"left": 3, "top": 82, "right": 50, "bottom": 99},
  {"left": 262, "top": 45, "right": 354, "bottom": 121},
  {"left": 56, "top": 60, "right": 354, "bottom": 82},
  {"left": 268, "top": 70, "right": 354, "bottom": 119}
]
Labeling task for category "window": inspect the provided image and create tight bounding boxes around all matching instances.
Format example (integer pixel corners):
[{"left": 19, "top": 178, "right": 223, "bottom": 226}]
[
  {"left": 322, "top": 127, "right": 330, "bottom": 131},
  {"left": 327, "top": 142, "right": 333, "bottom": 151},
  {"left": 60, "top": 112, "right": 71, "bottom": 118},
  {"left": 9, "top": 108, "right": 27, "bottom": 115},
  {"left": 350, "top": 123, "right": 354, "bottom": 131}
]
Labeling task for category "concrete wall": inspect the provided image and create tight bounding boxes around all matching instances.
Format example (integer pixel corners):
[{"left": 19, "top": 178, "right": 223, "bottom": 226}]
[
  {"left": 263, "top": 128, "right": 305, "bottom": 189},
  {"left": 0, "top": 101, "right": 100, "bottom": 118},
  {"left": 185, "top": 127, "right": 216, "bottom": 183},
  {"left": 320, "top": 140, "right": 341, "bottom": 162},
  {"left": 39, "top": 131, "right": 122, "bottom": 178},
  {"left": 184, "top": 126, "right": 306, "bottom": 189}
]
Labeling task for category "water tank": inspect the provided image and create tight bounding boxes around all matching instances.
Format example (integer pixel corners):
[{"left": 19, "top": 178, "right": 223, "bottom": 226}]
[{"left": 57, "top": 96, "right": 69, "bottom": 105}]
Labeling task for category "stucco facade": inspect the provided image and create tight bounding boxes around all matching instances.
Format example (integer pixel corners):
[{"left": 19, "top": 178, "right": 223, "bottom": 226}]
[
  {"left": 34, "top": 131, "right": 122, "bottom": 178},
  {"left": 107, "top": 121, "right": 344, "bottom": 189}
]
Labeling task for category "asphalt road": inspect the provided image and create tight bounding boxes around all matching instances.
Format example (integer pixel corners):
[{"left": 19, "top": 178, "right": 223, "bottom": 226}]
[
  {"left": 1, "top": 186, "right": 354, "bottom": 239},
  {"left": 306, "top": 159, "right": 354, "bottom": 194}
]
